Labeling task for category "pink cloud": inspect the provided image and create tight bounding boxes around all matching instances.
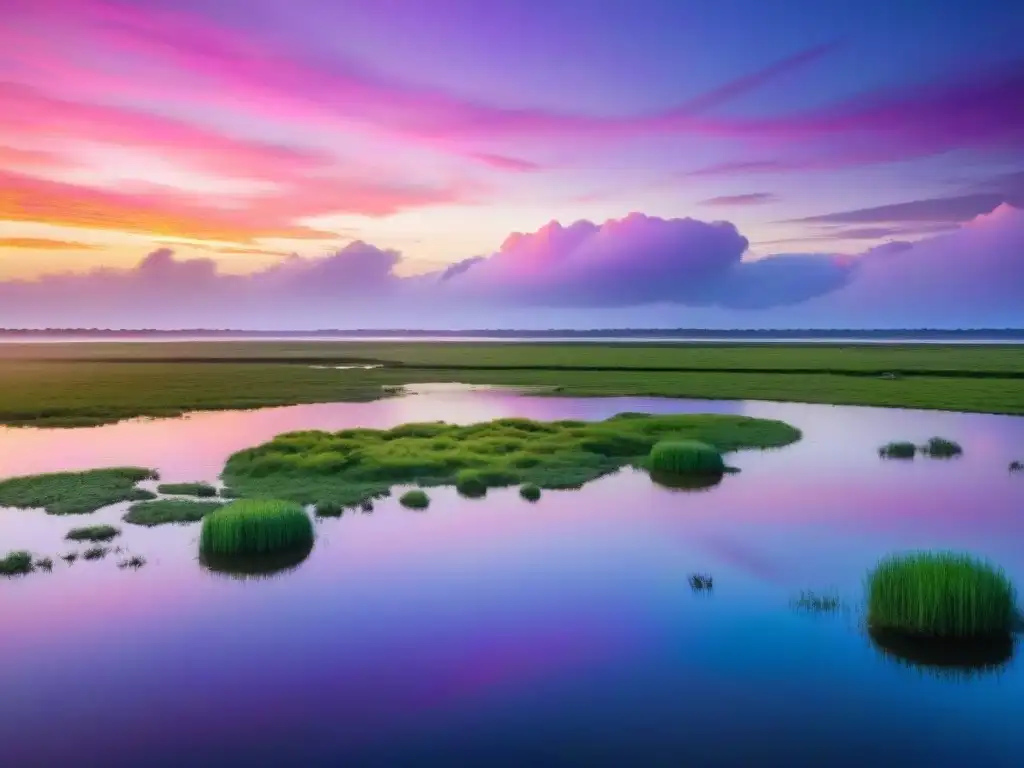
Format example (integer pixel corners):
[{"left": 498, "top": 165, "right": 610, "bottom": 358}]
[{"left": 0, "top": 206, "right": 1020, "bottom": 328}]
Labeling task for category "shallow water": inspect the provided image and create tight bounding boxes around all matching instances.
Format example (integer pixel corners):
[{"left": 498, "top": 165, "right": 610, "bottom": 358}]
[{"left": 2, "top": 389, "right": 1023, "bottom": 766}]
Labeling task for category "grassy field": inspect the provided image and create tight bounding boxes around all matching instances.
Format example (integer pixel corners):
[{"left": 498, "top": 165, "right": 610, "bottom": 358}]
[{"left": 0, "top": 342, "right": 1022, "bottom": 427}]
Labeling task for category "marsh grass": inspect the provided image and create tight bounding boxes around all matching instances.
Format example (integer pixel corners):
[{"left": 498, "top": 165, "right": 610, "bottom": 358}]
[
  {"left": 454, "top": 470, "right": 488, "bottom": 498},
  {"left": 34, "top": 556, "right": 54, "bottom": 572},
  {"left": 82, "top": 545, "right": 110, "bottom": 561},
  {"left": 519, "top": 483, "right": 541, "bottom": 502},
  {"left": 649, "top": 441, "right": 725, "bottom": 475},
  {"left": 66, "top": 524, "right": 121, "bottom": 542},
  {"left": 360, "top": 499, "right": 374, "bottom": 513},
  {"left": 689, "top": 573, "right": 714, "bottom": 591},
  {"left": 61, "top": 551, "right": 79, "bottom": 564},
  {"left": 868, "top": 626, "right": 1014, "bottom": 679},
  {"left": 867, "top": 552, "right": 1016, "bottom": 637},
  {"left": 221, "top": 413, "right": 796, "bottom": 505},
  {"left": 200, "top": 499, "right": 314, "bottom": 557},
  {"left": 118, "top": 555, "right": 146, "bottom": 569},
  {"left": 921, "top": 437, "right": 963, "bottom": 458},
  {"left": 315, "top": 500, "right": 344, "bottom": 517},
  {"left": 0, "top": 550, "right": 34, "bottom": 575},
  {"left": 879, "top": 441, "right": 917, "bottom": 459},
  {"left": 793, "top": 590, "right": 841, "bottom": 613},
  {"left": 157, "top": 482, "right": 218, "bottom": 497},
  {"left": 400, "top": 490, "right": 430, "bottom": 509},
  {"left": 0, "top": 467, "right": 157, "bottom": 515},
  {"left": 124, "top": 499, "right": 223, "bottom": 527}
]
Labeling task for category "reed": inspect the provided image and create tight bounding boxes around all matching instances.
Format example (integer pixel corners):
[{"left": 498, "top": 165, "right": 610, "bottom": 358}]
[
  {"left": 0, "top": 550, "right": 34, "bottom": 575},
  {"left": 34, "top": 556, "right": 54, "bottom": 571},
  {"left": 61, "top": 552, "right": 78, "bottom": 564},
  {"left": 156, "top": 482, "right": 218, "bottom": 497},
  {"left": 648, "top": 440, "right": 725, "bottom": 475},
  {"left": 199, "top": 499, "right": 314, "bottom": 557},
  {"left": 399, "top": 490, "right": 430, "bottom": 509},
  {"left": 689, "top": 573, "right": 714, "bottom": 591},
  {"left": 867, "top": 552, "right": 1016, "bottom": 637},
  {"left": 519, "top": 483, "right": 541, "bottom": 502},
  {"left": 921, "top": 437, "right": 963, "bottom": 458},
  {"left": 118, "top": 555, "right": 146, "bottom": 569},
  {"left": 82, "top": 546, "right": 110, "bottom": 561},
  {"left": 0, "top": 467, "right": 157, "bottom": 515},
  {"left": 124, "top": 499, "right": 223, "bottom": 526},
  {"left": 879, "top": 441, "right": 916, "bottom": 459},
  {"left": 66, "top": 524, "right": 121, "bottom": 542},
  {"left": 793, "top": 590, "right": 841, "bottom": 613}
]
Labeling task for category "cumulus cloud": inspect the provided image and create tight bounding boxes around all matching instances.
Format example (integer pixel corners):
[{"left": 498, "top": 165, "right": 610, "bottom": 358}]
[{"left": 1, "top": 206, "right": 1021, "bottom": 329}]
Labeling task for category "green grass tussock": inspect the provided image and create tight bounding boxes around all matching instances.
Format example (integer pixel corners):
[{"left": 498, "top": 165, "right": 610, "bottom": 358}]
[
  {"left": 867, "top": 552, "right": 1017, "bottom": 638},
  {"left": 922, "top": 437, "right": 963, "bottom": 458},
  {"left": 199, "top": 499, "right": 314, "bottom": 557},
  {"left": 118, "top": 555, "right": 146, "bottom": 569},
  {"left": 0, "top": 550, "right": 34, "bottom": 575},
  {"left": 157, "top": 482, "right": 218, "bottom": 497},
  {"left": 123, "top": 499, "right": 223, "bottom": 527},
  {"left": 66, "top": 524, "right": 121, "bottom": 542},
  {"left": 400, "top": 490, "right": 430, "bottom": 509},
  {"left": 82, "top": 545, "right": 110, "bottom": 561},
  {"left": 648, "top": 440, "right": 725, "bottom": 475},
  {"left": 0, "top": 467, "right": 157, "bottom": 515},
  {"left": 34, "top": 556, "right": 53, "bottom": 571},
  {"left": 519, "top": 483, "right": 541, "bottom": 502},
  {"left": 689, "top": 573, "right": 714, "bottom": 591},
  {"left": 314, "top": 500, "right": 344, "bottom": 517},
  {"left": 61, "top": 551, "right": 78, "bottom": 564},
  {"left": 221, "top": 413, "right": 798, "bottom": 506},
  {"left": 879, "top": 441, "right": 917, "bottom": 459},
  {"left": 455, "top": 470, "right": 488, "bottom": 498}
]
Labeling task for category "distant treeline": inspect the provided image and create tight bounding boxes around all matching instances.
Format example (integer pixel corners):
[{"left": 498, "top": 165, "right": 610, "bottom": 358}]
[{"left": 2, "top": 328, "right": 1024, "bottom": 340}]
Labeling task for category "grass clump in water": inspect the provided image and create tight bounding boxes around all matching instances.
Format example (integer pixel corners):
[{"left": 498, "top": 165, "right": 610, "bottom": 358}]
[
  {"left": 221, "top": 413, "right": 797, "bottom": 505},
  {"left": 867, "top": 552, "right": 1016, "bottom": 638},
  {"left": 689, "top": 573, "right": 714, "bottom": 591},
  {"left": 157, "top": 482, "right": 217, "bottom": 497},
  {"left": 921, "top": 437, "right": 963, "bottom": 458},
  {"left": 1008, "top": 460, "right": 1022, "bottom": 473},
  {"left": 118, "top": 555, "right": 146, "bottom": 569},
  {"left": 200, "top": 499, "right": 314, "bottom": 557},
  {"left": 519, "top": 483, "right": 541, "bottom": 502},
  {"left": 315, "top": 500, "right": 344, "bottom": 517},
  {"left": 34, "top": 556, "right": 53, "bottom": 571},
  {"left": 0, "top": 467, "right": 157, "bottom": 515},
  {"left": 400, "top": 490, "right": 430, "bottom": 509},
  {"left": 0, "top": 550, "right": 34, "bottom": 575},
  {"left": 124, "top": 499, "right": 223, "bottom": 527},
  {"left": 792, "top": 590, "right": 841, "bottom": 613},
  {"left": 66, "top": 524, "right": 121, "bottom": 542},
  {"left": 648, "top": 440, "right": 725, "bottom": 475},
  {"left": 455, "top": 470, "right": 488, "bottom": 498},
  {"left": 879, "top": 441, "right": 916, "bottom": 459},
  {"left": 61, "top": 551, "right": 78, "bottom": 564},
  {"left": 82, "top": 545, "right": 110, "bottom": 561}
]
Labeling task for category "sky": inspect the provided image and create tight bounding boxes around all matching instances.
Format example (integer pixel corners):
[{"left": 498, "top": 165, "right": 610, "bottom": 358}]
[{"left": 1, "top": 0, "right": 1023, "bottom": 329}]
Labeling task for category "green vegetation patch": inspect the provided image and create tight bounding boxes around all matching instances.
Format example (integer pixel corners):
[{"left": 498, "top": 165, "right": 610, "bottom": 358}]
[
  {"left": 400, "top": 490, "right": 430, "bottom": 509},
  {"left": 454, "top": 470, "right": 488, "bottom": 498},
  {"left": 157, "top": 482, "right": 218, "bottom": 497},
  {"left": 66, "top": 524, "right": 121, "bottom": 542},
  {"left": 519, "top": 483, "right": 541, "bottom": 502},
  {"left": 314, "top": 500, "right": 344, "bottom": 517},
  {"left": 0, "top": 550, "right": 34, "bottom": 575},
  {"left": 200, "top": 499, "right": 314, "bottom": 557},
  {"left": 922, "top": 436, "right": 963, "bottom": 458},
  {"left": 879, "top": 441, "right": 917, "bottom": 459},
  {"left": 34, "top": 556, "right": 53, "bottom": 571},
  {"left": 648, "top": 440, "right": 725, "bottom": 475},
  {"left": 123, "top": 499, "right": 223, "bottom": 527},
  {"left": 82, "top": 545, "right": 110, "bottom": 561},
  {"left": 0, "top": 467, "right": 157, "bottom": 515},
  {"left": 221, "top": 413, "right": 800, "bottom": 507},
  {"left": 867, "top": 552, "right": 1017, "bottom": 638}
]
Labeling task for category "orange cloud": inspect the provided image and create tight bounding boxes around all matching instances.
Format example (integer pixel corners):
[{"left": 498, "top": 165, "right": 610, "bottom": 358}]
[{"left": 0, "top": 237, "right": 102, "bottom": 250}]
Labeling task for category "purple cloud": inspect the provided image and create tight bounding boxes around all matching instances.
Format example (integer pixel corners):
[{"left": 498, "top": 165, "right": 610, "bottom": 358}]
[
  {"left": 698, "top": 193, "right": 778, "bottom": 207},
  {"left": 1, "top": 206, "right": 1021, "bottom": 328},
  {"left": 789, "top": 194, "right": 1008, "bottom": 225}
]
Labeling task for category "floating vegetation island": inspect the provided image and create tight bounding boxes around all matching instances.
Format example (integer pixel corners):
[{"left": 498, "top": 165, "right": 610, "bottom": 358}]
[
  {"left": 66, "top": 524, "right": 121, "bottom": 542},
  {"left": 221, "top": 413, "right": 801, "bottom": 507},
  {"left": 879, "top": 437, "right": 963, "bottom": 460},
  {"left": 156, "top": 482, "right": 218, "bottom": 497},
  {"left": 124, "top": 499, "right": 223, "bottom": 527},
  {"left": 400, "top": 490, "right": 431, "bottom": 509},
  {"left": 0, "top": 467, "right": 158, "bottom": 515},
  {"left": 0, "top": 550, "right": 34, "bottom": 576}
]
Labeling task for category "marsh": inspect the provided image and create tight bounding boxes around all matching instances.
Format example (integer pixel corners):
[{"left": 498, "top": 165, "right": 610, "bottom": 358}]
[{"left": 1, "top": 386, "right": 1023, "bottom": 766}]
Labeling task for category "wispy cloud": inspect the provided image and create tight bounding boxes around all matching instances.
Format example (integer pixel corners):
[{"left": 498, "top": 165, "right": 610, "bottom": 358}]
[
  {"left": 0, "top": 238, "right": 102, "bottom": 251},
  {"left": 698, "top": 193, "right": 778, "bottom": 206}
]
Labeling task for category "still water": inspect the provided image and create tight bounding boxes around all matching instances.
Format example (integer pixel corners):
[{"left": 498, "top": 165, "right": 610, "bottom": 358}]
[{"left": 1, "top": 388, "right": 1023, "bottom": 766}]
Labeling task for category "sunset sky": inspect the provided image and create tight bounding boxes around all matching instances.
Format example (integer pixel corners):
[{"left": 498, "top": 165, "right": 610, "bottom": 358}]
[{"left": 2, "top": 0, "right": 1022, "bottom": 328}]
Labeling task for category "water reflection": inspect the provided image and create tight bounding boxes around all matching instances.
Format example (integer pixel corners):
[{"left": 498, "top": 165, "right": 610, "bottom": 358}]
[
  {"left": 868, "top": 626, "right": 1016, "bottom": 679},
  {"left": 199, "top": 541, "right": 315, "bottom": 581},
  {"left": 648, "top": 469, "right": 724, "bottom": 493}
]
